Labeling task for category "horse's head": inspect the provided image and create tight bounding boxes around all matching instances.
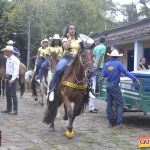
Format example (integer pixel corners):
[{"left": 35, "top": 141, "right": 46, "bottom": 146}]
[{"left": 78, "top": 49, "right": 93, "bottom": 73}]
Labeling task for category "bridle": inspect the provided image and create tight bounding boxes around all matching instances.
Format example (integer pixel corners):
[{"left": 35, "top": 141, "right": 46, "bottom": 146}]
[{"left": 73, "top": 50, "right": 93, "bottom": 84}]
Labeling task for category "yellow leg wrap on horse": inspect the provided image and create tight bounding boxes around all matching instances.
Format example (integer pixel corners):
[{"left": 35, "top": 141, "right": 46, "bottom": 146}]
[{"left": 65, "top": 130, "right": 74, "bottom": 139}]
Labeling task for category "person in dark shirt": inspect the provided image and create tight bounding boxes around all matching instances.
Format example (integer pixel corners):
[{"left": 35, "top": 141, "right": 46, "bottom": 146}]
[{"left": 103, "top": 49, "right": 140, "bottom": 128}]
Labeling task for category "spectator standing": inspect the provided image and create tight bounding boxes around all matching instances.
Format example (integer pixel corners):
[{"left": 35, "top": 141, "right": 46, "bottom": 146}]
[
  {"left": 92, "top": 37, "right": 106, "bottom": 94},
  {"left": 1, "top": 46, "right": 20, "bottom": 115},
  {"left": 103, "top": 49, "right": 140, "bottom": 128}
]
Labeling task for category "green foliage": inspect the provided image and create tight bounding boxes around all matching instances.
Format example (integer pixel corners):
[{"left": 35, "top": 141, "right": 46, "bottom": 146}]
[{"left": 1, "top": 0, "right": 149, "bottom": 67}]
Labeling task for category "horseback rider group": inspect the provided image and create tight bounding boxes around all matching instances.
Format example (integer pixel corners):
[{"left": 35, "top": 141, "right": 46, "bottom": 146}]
[
  {"left": 35, "top": 34, "right": 63, "bottom": 84},
  {"left": 34, "top": 24, "right": 83, "bottom": 101}
]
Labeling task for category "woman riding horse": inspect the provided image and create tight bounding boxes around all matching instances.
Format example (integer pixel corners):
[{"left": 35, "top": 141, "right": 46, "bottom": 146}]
[
  {"left": 35, "top": 39, "right": 51, "bottom": 83},
  {"left": 47, "top": 24, "right": 82, "bottom": 101},
  {"left": 43, "top": 24, "right": 94, "bottom": 138}
]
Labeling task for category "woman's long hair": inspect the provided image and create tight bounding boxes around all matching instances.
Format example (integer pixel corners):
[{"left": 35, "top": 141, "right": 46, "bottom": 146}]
[
  {"left": 62, "top": 24, "right": 78, "bottom": 40},
  {"left": 50, "top": 39, "right": 62, "bottom": 47},
  {"left": 139, "top": 57, "right": 149, "bottom": 69}
]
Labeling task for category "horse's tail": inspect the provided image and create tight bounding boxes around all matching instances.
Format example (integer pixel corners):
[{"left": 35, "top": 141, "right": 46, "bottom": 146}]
[{"left": 43, "top": 96, "right": 58, "bottom": 124}]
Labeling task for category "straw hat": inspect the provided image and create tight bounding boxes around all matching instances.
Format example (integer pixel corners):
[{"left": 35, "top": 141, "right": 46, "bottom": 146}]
[
  {"left": 6, "top": 40, "right": 15, "bottom": 45},
  {"left": 1, "top": 45, "right": 14, "bottom": 52},
  {"left": 42, "top": 39, "right": 49, "bottom": 43},
  {"left": 52, "top": 34, "right": 61, "bottom": 40},
  {"left": 107, "top": 49, "right": 123, "bottom": 57}
]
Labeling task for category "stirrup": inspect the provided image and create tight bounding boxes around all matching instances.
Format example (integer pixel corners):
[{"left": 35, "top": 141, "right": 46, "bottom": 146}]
[
  {"left": 89, "top": 91, "right": 96, "bottom": 98},
  {"left": 35, "top": 79, "right": 41, "bottom": 85},
  {"left": 47, "top": 90, "right": 54, "bottom": 101}
]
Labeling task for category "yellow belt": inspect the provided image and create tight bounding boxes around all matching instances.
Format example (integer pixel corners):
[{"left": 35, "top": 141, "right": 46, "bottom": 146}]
[{"left": 62, "top": 81, "right": 87, "bottom": 90}]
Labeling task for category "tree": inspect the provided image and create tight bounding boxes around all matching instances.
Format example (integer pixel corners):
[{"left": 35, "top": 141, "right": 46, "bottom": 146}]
[{"left": 1, "top": 0, "right": 117, "bottom": 67}]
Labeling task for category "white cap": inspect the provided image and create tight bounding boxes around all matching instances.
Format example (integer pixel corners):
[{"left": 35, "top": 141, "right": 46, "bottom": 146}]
[
  {"left": 107, "top": 49, "right": 123, "bottom": 57},
  {"left": 53, "top": 34, "right": 61, "bottom": 39},
  {"left": 6, "top": 40, "right": 15, "bottom": 45}
]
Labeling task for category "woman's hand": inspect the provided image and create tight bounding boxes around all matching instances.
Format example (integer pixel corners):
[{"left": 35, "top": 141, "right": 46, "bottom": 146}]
[{"left": 67, "top": 33, "right": 72, "bottom": 41}]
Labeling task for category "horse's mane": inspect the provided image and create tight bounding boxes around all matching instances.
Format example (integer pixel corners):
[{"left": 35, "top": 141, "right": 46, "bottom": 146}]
[{"left": 64, "top": 51, "right": 81, "bottom": 76}]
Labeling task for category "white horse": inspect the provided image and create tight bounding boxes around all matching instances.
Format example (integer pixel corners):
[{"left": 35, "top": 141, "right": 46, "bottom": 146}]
[
  {"left": 25, "top": 70, "right": 34, "bottom": 90},
  {"left": 31, "top": 52, "right": 58, "bottom": 105}
]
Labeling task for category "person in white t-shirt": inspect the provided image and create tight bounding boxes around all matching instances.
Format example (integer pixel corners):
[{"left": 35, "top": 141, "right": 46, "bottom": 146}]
[{"left": 1, "top": 45, "right": 20, "bottom": 115}]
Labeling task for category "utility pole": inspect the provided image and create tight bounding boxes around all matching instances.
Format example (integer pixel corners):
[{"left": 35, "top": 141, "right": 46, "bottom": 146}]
[{"left": 27, "top": 17, "right": 31, "bottom": 70}]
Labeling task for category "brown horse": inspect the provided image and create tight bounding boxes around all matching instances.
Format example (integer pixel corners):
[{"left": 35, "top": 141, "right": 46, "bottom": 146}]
[
  {"left": 43, "top": 49, "right": 93, "bottom": 138},
  {"left": 0, "top": 53, "right": 6, "bottom": 97},
  {"left": 19, "top": 63, "right": 27, "bottom": 96},
  {"left": 31, "top": 52, "right": 59, "bottom": 104},
  {"left": 0, "top": 53, "right": 26, "bottom": 97}
]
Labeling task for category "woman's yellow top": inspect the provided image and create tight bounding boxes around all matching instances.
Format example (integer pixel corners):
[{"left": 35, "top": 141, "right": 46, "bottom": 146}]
[
  {"left": 49, "top": 46, "right": 63, "bottom": 59},
  {"left": 44, "top": 47, "right": 51, "bottom": 57},
  {"left": 62, "top": 37, "right": 81, "bottom": 56},
  {"left": 38, "top": 47, "right": 46, "bottom": 57}
]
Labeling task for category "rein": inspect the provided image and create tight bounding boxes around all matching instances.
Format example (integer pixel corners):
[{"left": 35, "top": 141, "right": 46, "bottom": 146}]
[
  {"left": 62, "top": 50, "right": 92, "bottom": 90},
  {"left": 73, "top": 52, "right": 92, "bottom": 84}
]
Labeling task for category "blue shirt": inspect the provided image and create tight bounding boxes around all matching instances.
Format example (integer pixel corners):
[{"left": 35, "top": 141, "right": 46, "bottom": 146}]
[
  {"left": 13, "top": 47, "right": 20, "bottom": 56},
  {"left": 103, "top": 58, "right": 137, "bottom": 84}
]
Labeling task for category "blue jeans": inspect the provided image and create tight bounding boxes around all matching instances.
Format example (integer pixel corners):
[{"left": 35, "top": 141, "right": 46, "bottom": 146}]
[
  {"left": 6, "top": 77, "right": 18, "bottom": 111},
  {"left": 35, "top": 57, "right": 45, "bottom": 75},
  {"left": 106, "top": 82, "right": 124, "bottom": 124},
  {"left": 37, "top": 57, "right": 50, "bottom": 80},
  {"left": 49, "top": 55, "right": 73, "bottom": 90}
]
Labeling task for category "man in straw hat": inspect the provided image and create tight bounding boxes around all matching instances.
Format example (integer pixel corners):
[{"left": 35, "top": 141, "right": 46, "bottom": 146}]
[
  {"left": 6, "top": 40, "right": 20, "bottom": 58},
  {"left": 103, "top": 49, "right": 140, "bottom": 128},
  {"left": 1, "top": 45, "right": 20, "bottom": 115}
]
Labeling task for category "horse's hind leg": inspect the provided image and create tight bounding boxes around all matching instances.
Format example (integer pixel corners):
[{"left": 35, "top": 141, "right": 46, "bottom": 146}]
[{"left": 63, "top": 104, "right": 68, "bottom": 120}]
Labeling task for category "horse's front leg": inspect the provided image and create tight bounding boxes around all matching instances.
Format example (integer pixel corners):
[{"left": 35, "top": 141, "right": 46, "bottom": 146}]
[{"left": 64, "top": 97, "right": 74, "bottom": 138}]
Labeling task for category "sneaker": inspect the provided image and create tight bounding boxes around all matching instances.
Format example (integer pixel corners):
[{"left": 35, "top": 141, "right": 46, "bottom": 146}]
[
  {"left": 89, "top": 109, "right": 97, "bottom": 113},
  {"left": 10, "top": 110, "right": 18, "bottom": 115},
  {"left": 1, "top": 109, "right": 11, "bottom": 113},
  {"left": 108, "top": 122, "right": 116, "bottom": 127},
  {"left": 36, "top": 79, "right": 41, "bottom": 85},
  {"left": 89, "top": 91, "right": 96, "bottom": 98},
  {"left": 47, "top": 91, "right": 54, "bottom": 101},
  {"left": 94, "top": 108, "right": 98, "bottom": 111},
  {"left": 116, "top": 123, "right": 126, "bottom": 129}
]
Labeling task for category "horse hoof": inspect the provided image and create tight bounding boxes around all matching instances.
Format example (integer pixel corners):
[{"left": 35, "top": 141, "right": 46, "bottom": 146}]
[
  {"left": 49, "top": 127, "right": 55, "bottom": 132},
  {"left": 63, "top": 115, "right": 68, "bottom": 120},
  {"left": 65, "top": 130, "right": 74, "bottom": 139}
]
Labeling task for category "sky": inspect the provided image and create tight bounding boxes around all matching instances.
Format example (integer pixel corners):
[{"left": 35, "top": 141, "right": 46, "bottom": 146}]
[
  {"left": 112, "top": 0, "right": 150, "bottom": 21},
  {"left": 112, "top": 0, "right": 139, "bottom": 5}
]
